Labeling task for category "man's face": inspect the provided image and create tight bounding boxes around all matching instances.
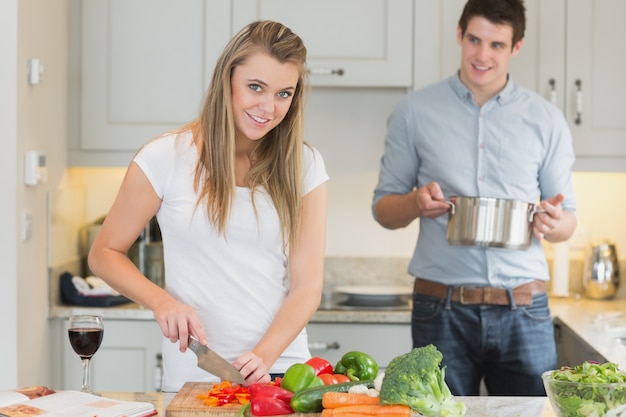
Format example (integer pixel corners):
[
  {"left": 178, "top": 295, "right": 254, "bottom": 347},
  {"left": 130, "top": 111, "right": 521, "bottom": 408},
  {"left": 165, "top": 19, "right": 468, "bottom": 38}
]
[{"left": 457, "top": 16, "right": 523, "bottom": 103}]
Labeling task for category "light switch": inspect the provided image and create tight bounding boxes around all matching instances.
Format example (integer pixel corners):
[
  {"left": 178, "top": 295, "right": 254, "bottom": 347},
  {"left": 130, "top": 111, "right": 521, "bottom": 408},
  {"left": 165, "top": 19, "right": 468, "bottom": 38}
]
[
  {"left": 28, "top": 58, "right": 43, "bottom": 85},
  {"left": 21, "top": 211, "right": 32, "bottom": 241}
]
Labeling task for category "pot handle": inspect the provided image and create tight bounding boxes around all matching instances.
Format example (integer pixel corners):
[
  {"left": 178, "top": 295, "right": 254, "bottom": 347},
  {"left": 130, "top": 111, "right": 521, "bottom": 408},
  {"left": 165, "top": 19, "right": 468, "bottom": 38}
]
[{"left": 528, "top": 207, "right": 546, "bottom": 222}]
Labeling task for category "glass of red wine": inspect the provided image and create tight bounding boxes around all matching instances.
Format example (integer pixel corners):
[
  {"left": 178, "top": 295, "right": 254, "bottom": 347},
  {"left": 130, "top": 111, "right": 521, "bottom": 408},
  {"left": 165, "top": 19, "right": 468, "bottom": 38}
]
[{"left": 68, "top": 314, "right": 104, "bottom": 394}]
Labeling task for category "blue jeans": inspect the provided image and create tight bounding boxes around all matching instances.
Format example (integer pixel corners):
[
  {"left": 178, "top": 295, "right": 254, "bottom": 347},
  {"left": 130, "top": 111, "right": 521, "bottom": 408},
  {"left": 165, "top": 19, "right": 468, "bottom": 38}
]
[{"left": 411, "top": 291, "right": 556, "bottom": 396}]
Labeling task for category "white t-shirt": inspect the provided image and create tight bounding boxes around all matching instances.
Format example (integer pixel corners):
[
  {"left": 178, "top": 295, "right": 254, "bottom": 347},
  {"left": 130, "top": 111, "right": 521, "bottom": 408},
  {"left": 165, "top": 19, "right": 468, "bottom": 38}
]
[{"left": 133, "top": 130, "right": 329, "bottom": 392}]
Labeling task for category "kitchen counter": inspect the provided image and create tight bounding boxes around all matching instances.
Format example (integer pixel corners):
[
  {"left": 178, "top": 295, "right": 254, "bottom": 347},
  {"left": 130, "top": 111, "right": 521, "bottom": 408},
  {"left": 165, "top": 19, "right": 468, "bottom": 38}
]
[
  {"left": 50, "top": 292, "right": 626, "bottom": 366},
  {"left": 102, "top": 391, "right": 559, "bottom": 416}
]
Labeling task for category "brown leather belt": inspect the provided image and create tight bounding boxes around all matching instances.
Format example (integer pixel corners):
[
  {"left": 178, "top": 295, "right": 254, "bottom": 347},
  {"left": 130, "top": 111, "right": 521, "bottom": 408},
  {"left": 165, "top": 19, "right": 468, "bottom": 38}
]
[{"left": 413, "top": 278, "right": 546, "bottom": 306}]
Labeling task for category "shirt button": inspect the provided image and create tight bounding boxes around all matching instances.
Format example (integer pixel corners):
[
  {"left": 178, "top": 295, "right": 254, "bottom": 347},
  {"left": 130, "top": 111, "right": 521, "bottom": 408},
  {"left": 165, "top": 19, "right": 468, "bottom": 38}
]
[
  {"left": 479, "top": 176, "right": 484, "bottom": 181},
  {"left": 479, "top": 143, "right": 485, "bottom": 149}
]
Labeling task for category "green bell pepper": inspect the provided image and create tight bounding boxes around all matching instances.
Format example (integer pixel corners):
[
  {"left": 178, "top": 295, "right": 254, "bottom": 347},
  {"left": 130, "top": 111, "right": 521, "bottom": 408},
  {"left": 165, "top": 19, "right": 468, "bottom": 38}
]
[
  {"left": 334, "top": 351, "right": 379, "bottom": 381},
  {"left": 281, "top": 363, "right": 324, "bottom": 393}
]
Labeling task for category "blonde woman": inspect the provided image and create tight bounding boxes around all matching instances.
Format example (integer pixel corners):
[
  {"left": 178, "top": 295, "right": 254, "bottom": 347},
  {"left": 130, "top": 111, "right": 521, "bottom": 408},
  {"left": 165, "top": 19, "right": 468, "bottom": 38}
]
[{"left": 89, "top": 20, "right": 328, "bottom": 392}]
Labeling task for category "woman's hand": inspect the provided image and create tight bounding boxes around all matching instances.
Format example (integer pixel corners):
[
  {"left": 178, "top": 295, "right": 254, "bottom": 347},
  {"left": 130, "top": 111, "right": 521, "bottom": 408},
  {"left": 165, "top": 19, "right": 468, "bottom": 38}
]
[
  {"left": 152, "top": 295, "right": 207, "bottom": 351},
  {"left": 233, "top": 351, "right": 272, "bottom": 385}
]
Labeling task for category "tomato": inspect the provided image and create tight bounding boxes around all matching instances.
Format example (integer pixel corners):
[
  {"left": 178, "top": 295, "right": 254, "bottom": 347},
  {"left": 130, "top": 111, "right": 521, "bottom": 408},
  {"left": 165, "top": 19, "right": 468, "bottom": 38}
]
[{"left": 319, "top": 373, "right": 352, "bottom": 385}]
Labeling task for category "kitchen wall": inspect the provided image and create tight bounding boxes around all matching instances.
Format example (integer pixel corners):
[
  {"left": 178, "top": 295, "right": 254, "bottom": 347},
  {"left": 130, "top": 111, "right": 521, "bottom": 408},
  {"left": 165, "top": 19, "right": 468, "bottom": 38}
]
[
  {"left": 0, "top": 0, "right": 69, "bottom": 390},
  {"left": 55, "top": 88, "right": 626, "bottom": 271}
]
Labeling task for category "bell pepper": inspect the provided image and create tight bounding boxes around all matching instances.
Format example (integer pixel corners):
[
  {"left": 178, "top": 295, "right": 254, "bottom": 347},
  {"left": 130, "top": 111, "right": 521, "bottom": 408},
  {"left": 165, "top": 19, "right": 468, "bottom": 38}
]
[
  {"left": 240, "top": 383, "right": 294, "bottom": 416},
  {"left": 318, "top": 373, "right": 352, "bottom": 385},
  {"left": 334, "top": 351, "right": 379, "bottom": 381},
  {"left": 280, "top": 363, "right": 324, "bottom": 393},
  {"left": 305, "top": 356, "right": 334, "bottom": 376}
]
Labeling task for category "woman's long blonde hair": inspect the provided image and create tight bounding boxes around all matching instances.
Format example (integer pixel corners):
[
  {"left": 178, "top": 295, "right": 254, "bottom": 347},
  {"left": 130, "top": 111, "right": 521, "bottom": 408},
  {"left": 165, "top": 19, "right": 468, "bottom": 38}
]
[{"left": 190, "top": 20, "right": 309, "bottom": 247}]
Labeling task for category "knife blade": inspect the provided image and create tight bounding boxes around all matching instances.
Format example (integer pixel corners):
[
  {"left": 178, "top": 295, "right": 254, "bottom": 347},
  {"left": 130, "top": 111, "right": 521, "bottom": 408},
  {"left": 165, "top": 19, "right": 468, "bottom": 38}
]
[{"left": 187, "top": 336, "right": 246, "bottom": 384}]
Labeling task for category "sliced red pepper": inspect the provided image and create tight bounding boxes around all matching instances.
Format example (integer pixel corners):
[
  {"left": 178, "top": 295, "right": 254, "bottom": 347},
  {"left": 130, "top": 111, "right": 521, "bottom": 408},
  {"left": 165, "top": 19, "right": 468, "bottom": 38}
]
[{"left": 305, "top": 356, "right": 334, "bottom": 376}]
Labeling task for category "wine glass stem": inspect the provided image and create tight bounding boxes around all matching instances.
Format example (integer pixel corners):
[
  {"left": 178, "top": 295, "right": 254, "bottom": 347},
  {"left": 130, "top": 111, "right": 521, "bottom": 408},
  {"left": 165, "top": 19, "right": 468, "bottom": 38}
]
[{"left": 81, "top": 358, "right": 91, "bottom": 393}]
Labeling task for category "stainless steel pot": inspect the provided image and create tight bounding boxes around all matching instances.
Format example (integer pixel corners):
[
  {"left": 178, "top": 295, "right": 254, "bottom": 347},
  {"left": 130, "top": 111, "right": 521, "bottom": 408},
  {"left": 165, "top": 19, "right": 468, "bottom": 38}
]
[{"left": 446, "top": 196, "right": 542, "bottom": 250}]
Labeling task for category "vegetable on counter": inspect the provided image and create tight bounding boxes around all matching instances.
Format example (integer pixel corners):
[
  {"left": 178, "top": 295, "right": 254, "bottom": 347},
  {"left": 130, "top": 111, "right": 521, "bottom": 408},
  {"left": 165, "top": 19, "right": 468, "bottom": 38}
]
[
  {"left": 546, "top": 361, "right": 626, "bottom": 417},
  {"left": 306, "top": 357, "right": 334, "bottom": 376},
  {"left": 319, "top": 373, "right": 352, "bottom": 386},
  {"left": 334, "top": 351, "right": 379, "bottom": 381},
  {"left": 239, "top": 383, "right": 294, "bottom": 416},
  {"left": 197, "top": 381, "right": 250, "bottom": 407},
  {"left": 322, "top": 391, "right": 380, "bottom": 408},
  {"left": 291, "top": 380, "right": 375, "bottom": 413},
  {"left": 379, "top": 344, "right": 466, "bottom": 417},
  {"left": 321, "top": 404, "right": 411, "bottom": 416},
  {"left": 281, "top": 363, "right": 324, "bottom": 393}
]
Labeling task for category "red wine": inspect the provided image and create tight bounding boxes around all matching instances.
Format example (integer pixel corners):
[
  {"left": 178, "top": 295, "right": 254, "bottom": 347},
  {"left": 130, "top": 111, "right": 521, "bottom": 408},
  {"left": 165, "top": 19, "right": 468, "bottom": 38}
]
[{"left": 68, "top": 328, "right": 103, "bottom": 359}]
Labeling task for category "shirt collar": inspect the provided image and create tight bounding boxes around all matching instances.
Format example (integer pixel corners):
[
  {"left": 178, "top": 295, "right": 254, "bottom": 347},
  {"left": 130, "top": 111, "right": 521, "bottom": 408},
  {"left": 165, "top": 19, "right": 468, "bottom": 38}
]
[{"left": 449, "top": 72, "right": 516, "bottom": 106}]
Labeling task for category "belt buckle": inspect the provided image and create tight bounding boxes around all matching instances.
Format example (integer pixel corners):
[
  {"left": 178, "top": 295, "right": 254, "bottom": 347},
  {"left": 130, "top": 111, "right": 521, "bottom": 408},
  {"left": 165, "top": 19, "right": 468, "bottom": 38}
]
[{"left": 459, "top": 286, "right": 469, "bottom": 304}]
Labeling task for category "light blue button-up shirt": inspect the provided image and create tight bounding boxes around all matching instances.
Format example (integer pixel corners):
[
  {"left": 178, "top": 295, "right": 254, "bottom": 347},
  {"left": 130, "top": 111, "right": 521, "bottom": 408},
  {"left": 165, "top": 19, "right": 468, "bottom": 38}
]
[{"left": 373, "top": 74, "right": 576, "bottom": 287}]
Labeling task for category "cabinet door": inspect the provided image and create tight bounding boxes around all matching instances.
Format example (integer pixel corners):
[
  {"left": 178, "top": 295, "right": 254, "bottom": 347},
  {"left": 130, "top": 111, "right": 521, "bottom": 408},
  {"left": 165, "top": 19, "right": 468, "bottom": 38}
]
[
  {"left": 307, "top": 323, "right": 412, "bottom": 369},
  {"left": 566, "top": 0, "right": 626, "bottom": 169},
  {"left": 232, "top": 0, "right": 413, "bottom": 87},
  {"left": 59, "top": 320, "right": 164, "bottom": 392},
  {"left": 69, "top": 0, "right": 230, "bottom": 165}
]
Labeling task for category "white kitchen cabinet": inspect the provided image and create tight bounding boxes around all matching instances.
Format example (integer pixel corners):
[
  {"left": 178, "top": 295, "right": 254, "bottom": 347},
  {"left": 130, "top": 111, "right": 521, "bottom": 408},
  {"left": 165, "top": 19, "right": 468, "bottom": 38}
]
[
  {"left": 51, "top": 319, "right": 164, "bottom": 392},
  {"left": 565, "top": 0, "right": 626, "bottom": 171},
  {"left": 414, "top": 0, "right": 626, "bottom": 172},
  {"left": 231, "top": 0, "right": 413, "bottom": 88},
  {"left": 306, "top": 323, "right": 412, "bottom": 369},
  {"left": 67, "top": 0, "right": 231, "bottom": 166}
]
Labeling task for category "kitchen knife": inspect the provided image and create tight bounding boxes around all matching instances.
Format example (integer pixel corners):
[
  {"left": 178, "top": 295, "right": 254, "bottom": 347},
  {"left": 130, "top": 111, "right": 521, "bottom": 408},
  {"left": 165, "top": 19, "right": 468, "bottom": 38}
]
[{"left": 188, "top": 336, "right": 246, "bottom": 384}]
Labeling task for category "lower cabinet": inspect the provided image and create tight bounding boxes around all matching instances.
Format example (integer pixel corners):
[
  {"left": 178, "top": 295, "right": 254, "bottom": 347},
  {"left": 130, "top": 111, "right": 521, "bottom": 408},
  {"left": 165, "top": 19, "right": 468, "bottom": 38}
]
[
  {"left": 51, "top": 319, "right": 164, "bottom": 392},
  {"left": 306, "top": 323, "right": 412, "bottom": 370},
  {"left": 553, "top": 317, "right": 606, "bottom": 367}
]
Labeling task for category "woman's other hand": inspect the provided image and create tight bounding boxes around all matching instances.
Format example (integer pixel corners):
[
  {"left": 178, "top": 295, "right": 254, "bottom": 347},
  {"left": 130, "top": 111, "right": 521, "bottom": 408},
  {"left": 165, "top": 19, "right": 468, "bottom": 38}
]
[{"left": 233, "top": 351, "right": 272, "bottom": 385}]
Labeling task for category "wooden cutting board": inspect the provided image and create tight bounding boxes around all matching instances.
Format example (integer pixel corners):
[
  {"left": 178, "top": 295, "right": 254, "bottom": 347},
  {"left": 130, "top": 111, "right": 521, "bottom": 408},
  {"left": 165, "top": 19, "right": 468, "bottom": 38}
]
[{"left": 165, "top": 382, "right": 322, "bottom": 417}]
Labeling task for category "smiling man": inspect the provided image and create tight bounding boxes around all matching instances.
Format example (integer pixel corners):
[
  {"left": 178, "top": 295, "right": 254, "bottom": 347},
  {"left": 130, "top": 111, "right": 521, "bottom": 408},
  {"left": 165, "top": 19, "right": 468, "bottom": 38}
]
[{"left": 372, "top": 0, "right": 577, "bottom": 396}]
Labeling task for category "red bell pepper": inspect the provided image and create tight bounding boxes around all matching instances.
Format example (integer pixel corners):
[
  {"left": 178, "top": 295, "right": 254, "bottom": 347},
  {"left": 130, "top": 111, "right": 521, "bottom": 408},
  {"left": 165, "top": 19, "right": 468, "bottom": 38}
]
[
  {"left": 241, "top": 383, "right": 294, "bottom": 416},
  {"left": 305, "top": 356, "right": 334, "bottom": 376}
]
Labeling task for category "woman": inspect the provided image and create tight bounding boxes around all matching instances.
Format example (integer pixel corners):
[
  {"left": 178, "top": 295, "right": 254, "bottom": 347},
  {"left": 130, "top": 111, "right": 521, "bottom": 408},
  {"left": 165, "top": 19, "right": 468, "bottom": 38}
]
[{"left": 88, "top": 20, "right": 328, "bottom": 392}]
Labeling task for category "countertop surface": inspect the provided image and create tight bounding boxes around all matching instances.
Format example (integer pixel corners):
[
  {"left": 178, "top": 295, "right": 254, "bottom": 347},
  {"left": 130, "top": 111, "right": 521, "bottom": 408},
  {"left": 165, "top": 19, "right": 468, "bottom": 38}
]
[
  {"left": 50, "top": 290, "right": 626, "bottom": 367},
  {"left": 103, "top": 391, "right": 559, "bottom": 416}
]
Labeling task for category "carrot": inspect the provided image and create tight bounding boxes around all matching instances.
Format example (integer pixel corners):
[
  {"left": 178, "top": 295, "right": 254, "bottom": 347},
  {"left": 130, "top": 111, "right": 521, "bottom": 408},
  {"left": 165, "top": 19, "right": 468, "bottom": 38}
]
[
  {"left": 322, "top": 391, "right": 380, "bottom": 408},
  {"left": 321, "top": 409, "right": 335, "bottom": 417},
  {"left": 330, "top": 404, "right": 412, "bottom": 416}
]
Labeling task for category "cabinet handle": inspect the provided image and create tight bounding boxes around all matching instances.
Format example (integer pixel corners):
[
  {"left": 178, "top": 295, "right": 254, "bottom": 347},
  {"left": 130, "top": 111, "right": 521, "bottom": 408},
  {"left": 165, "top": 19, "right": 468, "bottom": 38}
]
[
  {"left": 308, "top": 68, "right": 345, "bottom": 76},
  {"left": 154, "top": 353, "right": 163, "bottom": 392},
  {"left": 575, "top": 79, "right": 583, "bottom": 125},
  {"left": 308, "top": 341, "right": 341, "bottom": 350},
  {"left": 549, "top": 78, "right": 557, "bottom": 106}
]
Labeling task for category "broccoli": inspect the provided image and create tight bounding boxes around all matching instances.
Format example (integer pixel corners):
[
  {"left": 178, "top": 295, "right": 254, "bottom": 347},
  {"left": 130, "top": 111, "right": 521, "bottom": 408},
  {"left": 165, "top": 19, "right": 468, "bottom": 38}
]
[{"left": 379, "top": 344, "right": 466, "bottom": 417}]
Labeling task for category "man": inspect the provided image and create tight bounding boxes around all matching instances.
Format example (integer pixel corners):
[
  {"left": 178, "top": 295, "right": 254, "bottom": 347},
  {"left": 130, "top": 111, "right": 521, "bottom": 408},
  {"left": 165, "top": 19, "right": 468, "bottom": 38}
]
[{"left": 372, "top": 0, "right": 577, "bottom": 396}]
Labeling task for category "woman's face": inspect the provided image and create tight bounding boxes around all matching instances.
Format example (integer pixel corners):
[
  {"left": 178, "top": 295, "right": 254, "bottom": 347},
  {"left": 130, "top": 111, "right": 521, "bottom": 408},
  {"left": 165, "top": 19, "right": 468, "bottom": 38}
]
[{"left": 231, "top": 52, "right": 299, "bottom": 144}]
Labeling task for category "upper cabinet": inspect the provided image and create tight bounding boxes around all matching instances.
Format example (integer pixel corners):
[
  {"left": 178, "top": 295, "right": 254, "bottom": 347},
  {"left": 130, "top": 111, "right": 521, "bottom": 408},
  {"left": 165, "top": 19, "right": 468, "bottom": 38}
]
[
  {"left": 414, "top": 0, "right": 626, "bottom": 172},
  {"left": 232, "top": 0, "right": 413, "bottom": 88},
  {"left": 565, "top": 0, "right": 626, "bottom": 171},
  {"left": 68, "top": 0, "right": 231, "bottom": 166}
]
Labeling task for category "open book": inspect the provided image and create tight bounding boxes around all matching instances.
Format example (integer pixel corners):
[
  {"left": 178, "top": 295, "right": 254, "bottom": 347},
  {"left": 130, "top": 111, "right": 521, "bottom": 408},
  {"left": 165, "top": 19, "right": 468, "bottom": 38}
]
[{"left": 0, "top": 389, "right": 156, "bottom": 417}]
